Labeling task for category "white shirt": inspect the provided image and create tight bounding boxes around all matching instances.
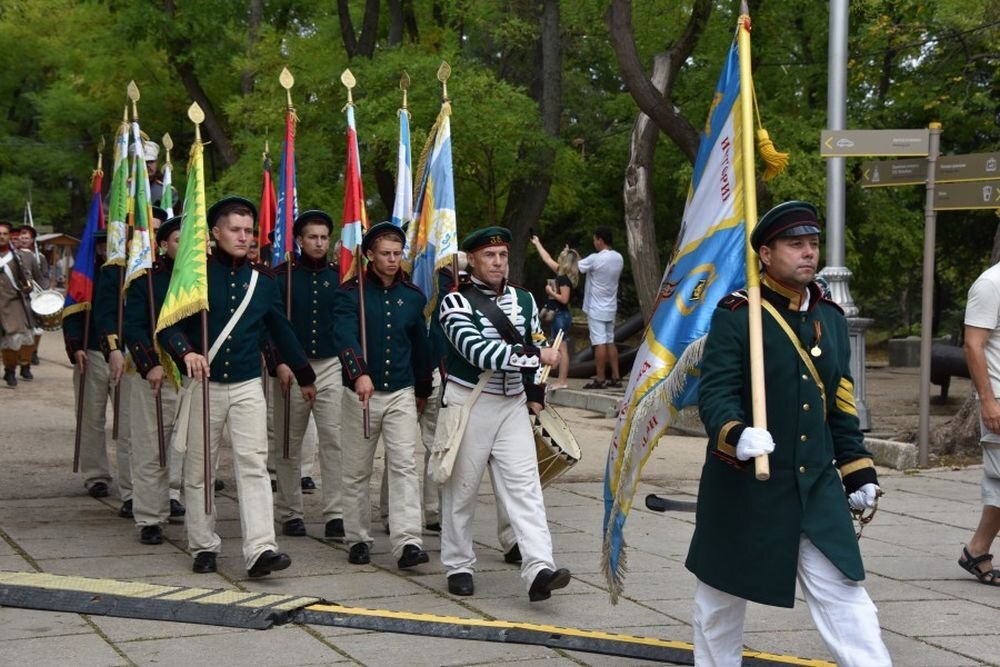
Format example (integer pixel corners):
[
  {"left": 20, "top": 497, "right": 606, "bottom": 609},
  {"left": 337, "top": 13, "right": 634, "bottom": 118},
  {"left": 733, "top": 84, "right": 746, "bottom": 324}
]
[
  {"left": 578, "top": 247, "right": 623, "bottom": 321},
  {"left": 965, "top": 262, "right": 1000, "bottom": 396}
]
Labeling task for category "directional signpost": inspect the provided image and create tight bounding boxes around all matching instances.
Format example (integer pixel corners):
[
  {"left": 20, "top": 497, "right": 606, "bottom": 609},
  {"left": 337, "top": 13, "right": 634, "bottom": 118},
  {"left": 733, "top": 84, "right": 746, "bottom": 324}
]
[{"left": 824, "top": 125, "right": 1000, "bottom": 466}]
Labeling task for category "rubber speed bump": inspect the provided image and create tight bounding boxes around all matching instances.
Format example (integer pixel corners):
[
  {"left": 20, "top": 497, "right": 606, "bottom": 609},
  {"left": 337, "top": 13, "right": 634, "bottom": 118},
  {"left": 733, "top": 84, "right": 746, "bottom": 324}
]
[{"left": 0, "top": 571, "right": 318, "bottom": 630}]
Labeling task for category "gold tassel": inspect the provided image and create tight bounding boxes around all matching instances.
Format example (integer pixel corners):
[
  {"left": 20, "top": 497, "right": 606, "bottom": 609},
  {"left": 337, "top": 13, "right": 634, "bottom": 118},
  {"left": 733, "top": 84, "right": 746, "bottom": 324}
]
[{"left": 757, "top": 128, "right": 789, "bottom": 181}]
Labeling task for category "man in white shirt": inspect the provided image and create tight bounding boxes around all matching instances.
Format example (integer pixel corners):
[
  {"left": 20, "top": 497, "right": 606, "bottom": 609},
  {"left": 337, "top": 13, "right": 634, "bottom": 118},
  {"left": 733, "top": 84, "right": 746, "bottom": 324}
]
[
  {"left": 577, "top": 226, "right": 624, "bottom": 388},
  {"left": 960, "top": 262, "right": 1000, "bottom": 587}
]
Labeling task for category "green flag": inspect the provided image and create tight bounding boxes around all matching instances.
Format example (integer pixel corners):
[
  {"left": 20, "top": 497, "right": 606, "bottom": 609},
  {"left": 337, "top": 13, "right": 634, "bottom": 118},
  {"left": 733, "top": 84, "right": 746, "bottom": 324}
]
[{"left": 105, "top": 118, "right": 130, "bottom": 266}]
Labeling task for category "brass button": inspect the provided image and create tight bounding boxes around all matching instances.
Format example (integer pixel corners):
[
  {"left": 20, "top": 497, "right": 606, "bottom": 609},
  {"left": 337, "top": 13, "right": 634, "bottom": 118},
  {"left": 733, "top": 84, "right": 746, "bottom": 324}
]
[
  {"left": 799, "top": 434, "right": 808, "bottom": 442},
  {"left": 801, "top": 374, "right": 808, "bottom": 380},
  {"left": 802, "top": 403, "right": 810, "bottom": 412},
  {"left": 387, "top": 323, "right": 392, "bottom": 328},
  {"left": 230, "top": 283, "right": 235, "bottom": 288},
  {"left": 223, "top": 373, "right": 229, "bottom": 379},
  {"left": 799, "top": 465, "right": 806, "bottom": 473},
  {"left": 224, "top": 361, "right": 229, "bottom": 366}
]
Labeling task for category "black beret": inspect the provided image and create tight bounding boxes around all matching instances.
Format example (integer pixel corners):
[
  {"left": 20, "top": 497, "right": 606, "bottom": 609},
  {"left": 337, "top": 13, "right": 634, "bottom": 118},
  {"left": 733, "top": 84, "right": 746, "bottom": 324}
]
[
  {"left": 207, "top": 196, "right": 257, "bottom": 227},
  {"left": 461, "top": 226, "right": 511, "bottom": 253},
  {"left": 155, "top": 215, "right": 182, "bottom": 245},
  {"left": 293, "top": 209, "right": 334, "bottom": 237},
  {"left": 151, "top": 206, "right": 168, "bottom": 224},
  {"left": 750, "top": 201, "right": 822, "bottom": 253},
  {"left": 362, "top": 221, "right": 406, "bottom": 253}
]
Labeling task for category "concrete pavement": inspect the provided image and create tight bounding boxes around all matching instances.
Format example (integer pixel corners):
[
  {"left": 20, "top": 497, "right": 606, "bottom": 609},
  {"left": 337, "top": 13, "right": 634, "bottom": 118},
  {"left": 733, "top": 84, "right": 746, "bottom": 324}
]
[{"left": 1, "top": 335, "right": 999, "bottom": 665}]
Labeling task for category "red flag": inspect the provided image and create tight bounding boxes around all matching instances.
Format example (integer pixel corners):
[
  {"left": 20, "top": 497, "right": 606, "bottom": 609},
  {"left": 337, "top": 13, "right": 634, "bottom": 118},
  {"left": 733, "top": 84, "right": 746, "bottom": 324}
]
[
  {"left": 259, "top": 151, "right": 277, "bottom": 256},
  {"left": 339, "top": 107, "right": 367, "bottom": 282}
]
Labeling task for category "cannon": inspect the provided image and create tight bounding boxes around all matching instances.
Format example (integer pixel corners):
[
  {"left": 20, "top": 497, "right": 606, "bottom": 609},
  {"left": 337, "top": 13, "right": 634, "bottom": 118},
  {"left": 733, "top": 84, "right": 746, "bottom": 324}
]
[{"left": 930, "top": 343, "right": 970, "bottom": 400}]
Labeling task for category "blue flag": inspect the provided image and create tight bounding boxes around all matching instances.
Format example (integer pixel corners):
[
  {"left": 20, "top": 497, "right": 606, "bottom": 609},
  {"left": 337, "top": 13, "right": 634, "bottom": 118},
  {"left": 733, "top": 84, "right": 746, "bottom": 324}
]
[
  {"left": 601, "top": 43, "right": 749, "bottom": 603},
  {"left": 64, "top": 171, "right": 104, "bottom": 317}
]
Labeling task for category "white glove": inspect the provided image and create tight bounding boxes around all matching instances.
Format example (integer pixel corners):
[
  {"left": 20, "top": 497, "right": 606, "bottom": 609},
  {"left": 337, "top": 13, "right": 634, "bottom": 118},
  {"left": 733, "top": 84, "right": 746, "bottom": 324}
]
[
  {"left": 848, "top": 483, "right": 880, "bottom": 511},
  {"left": 735, "top": 426, "right": 775, "bottom": 461}
]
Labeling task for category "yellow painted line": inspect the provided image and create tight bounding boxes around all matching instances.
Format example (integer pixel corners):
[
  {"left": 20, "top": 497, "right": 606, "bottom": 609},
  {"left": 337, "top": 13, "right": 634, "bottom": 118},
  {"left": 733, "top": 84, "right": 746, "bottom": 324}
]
[{"left": 0, "top": 572, "right": 176, "bottom": 598}]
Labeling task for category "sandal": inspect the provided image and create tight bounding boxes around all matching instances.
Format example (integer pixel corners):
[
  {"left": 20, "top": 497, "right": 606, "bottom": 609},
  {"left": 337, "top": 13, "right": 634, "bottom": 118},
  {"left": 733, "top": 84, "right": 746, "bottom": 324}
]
[
  {"left": 607, "top": 378, "right": 623, "bottom": 388},
  {"left": 958, "top": 546, "right": 1000, "bottom": 586},
  {"left": 582, "top": 380, "right": 606, "bottom": 390}
]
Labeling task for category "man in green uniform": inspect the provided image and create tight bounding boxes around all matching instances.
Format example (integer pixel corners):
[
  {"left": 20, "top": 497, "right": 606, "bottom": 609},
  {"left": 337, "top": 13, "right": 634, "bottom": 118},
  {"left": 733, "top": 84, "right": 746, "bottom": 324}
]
[
  {"left": 268, "top": 209, "right": 345, "bottom": 540},
  {"left": 158, "top": 196, "right": 317, "bottom": 578},
  {"left": 123, "top": 215, "right": 186, "bottom": 545},
  {"left": 686, "top": 201, "right": 890, "bottom": 665},
  {"left": 333, "top": 221, "right": 431, "bottom": 570}
]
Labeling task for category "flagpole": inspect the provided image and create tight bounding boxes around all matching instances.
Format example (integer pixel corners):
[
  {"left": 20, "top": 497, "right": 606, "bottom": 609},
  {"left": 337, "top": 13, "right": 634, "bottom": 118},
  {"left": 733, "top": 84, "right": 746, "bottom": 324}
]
[
  {"left": 341, "top": 68, "right": 370, "bottom": 438},
  {"left": 74, "top": 148, "right": 103, "bottom": 474},
  {"left": 279, "top": 67, "right": 296, "bottom": 459},
  {"left": 737, "top": 8, "right": 769, "bottom": 482},
  {"left": 188, "top": 102, "right": 213, "bottom": 515},
  {"left": 128, "top": 81, "right": 168, "bottom": 468}
]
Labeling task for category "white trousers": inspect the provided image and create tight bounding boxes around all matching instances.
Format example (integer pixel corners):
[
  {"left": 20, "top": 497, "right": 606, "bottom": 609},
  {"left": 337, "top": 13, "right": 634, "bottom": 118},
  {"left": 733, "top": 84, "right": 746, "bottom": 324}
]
[
  {"left": 440, "top": 384, "right": 555, "bottom": 590},
  {"left": 272, "top": 357, "right": 344, "bottom": 522},
  {"left": 181, "top": 378, "right": 277, "bottom": 569},
  {"left": 380, "top": 368, "right": 442, "bottom": 525},
  {"left": 692, "top": 535, "right": 892, "bottom": 666},
  {"left": 129, "top": 372, "right": 182, "bottom": 526},
  {"left": 341, "top": 386, "right": 423, "bottom": 559},
  {"left": 73, "top": 350, "right": 132, "bottom": 498}
]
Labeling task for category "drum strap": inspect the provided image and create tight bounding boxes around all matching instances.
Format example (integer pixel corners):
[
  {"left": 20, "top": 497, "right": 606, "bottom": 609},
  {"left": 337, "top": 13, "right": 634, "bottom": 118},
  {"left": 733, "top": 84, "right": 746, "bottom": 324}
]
[{"left": 0, "top": 252, "right": 16, "bottom": 289}]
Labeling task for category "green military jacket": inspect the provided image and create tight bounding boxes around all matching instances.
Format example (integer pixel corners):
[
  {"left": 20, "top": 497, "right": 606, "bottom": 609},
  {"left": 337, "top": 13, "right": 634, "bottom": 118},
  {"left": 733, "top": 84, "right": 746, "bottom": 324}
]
[
  {"left": 63, "top": 262, "right": 122, "bottom": 362},
  {"left": 157, "top": 249, "right": 315, "bottom": 387},
  {"left": 438, "top": 275, "right": 547, "bottom": 403},
  {"left": 269, "top": 256, "right": 341, "bottom": 362},
  {"left": 685, "top": 274, "right": 878, "bottom": 608},
  {"left": 333, "top": 266, "right": 432, "bottom": 398}
]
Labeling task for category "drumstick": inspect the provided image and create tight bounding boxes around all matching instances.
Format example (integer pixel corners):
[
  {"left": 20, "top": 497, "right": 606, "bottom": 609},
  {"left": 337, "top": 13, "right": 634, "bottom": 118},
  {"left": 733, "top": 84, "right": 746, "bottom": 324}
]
[{"left": 539, "top": 330, "right": 564, "bottom": 384}]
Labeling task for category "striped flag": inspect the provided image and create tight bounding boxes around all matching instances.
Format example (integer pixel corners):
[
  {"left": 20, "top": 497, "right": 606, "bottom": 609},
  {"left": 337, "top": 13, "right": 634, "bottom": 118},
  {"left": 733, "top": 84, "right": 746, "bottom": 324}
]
[
  {"left": 601, "top": 41, "right": 749, "bottom": 603},
  {"left": 402, "top": 102, "right": 458, "bottom": 321},
  {"left": 271, "top": 107, "right": 298, "bottom": 268},
  {"left": 104, "top": 119, "right": 130, "bottom": 266},
  {"left": 156, "top": 139, "right": 209, "bottom": 333},
  {"left": 63, "top": 169, "right": 103, "bottom": 317},
  {"left": 258, "top": 149, "right": 277, "bottom": 260},
  {"left": 391, "top": 108, "right": 412, "bottom": 227},
  {"left": 339, "top": 105, "right": 368, "bottom": 282},
  {"left": 124, "top": 119, "right": 154, "bottom": 290}
]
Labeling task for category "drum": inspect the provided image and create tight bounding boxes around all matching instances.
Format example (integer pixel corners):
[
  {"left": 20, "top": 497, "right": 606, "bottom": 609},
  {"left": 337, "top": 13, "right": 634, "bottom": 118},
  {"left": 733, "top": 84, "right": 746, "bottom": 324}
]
[
  {"left": 533, "top": 405, "right": 582, "bottom": 487},
  {"left": 30, "top": 290, "right": 65, "bottom": 331}
]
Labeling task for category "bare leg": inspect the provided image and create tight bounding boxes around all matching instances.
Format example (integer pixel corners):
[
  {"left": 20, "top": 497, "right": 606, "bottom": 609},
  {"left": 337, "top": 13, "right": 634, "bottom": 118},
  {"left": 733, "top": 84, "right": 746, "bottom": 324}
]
[
  {"left": 593, "top": 345, "right": 607, "bottom": 383},
  {"left": 556, "top": 340, "right": 569, "bottom": 386},
  {"left": 966, "top": 505, "right": 1000, "bottom": 572},
  {"left": 608, "top": 342, "right": 620, "bottom": 380}
]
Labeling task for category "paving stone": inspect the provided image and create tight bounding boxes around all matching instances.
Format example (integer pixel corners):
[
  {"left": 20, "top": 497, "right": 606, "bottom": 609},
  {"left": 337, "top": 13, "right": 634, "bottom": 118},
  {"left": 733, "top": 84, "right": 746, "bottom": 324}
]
[
  {"left": 0, "top": 633, "right": 127, "bottom": 666},
  {"left": 0, "top": 607, "right": 93, "bottom": 641},
  {"left": 924, "top": 634, "right": 1000, "bottom": 667},
  {"left": 325, "top": 628, "right": 557, "bottom": 666}
]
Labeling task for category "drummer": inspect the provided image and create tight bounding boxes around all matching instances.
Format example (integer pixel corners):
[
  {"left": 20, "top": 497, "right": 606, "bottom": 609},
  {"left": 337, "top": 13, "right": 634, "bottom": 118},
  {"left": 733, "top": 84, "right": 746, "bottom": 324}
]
[
  {"left": 437, "top": 226, "right": 571, "bottom": 602},
  {"left": 17, "top": 225, "right": 49, "bottom": 366}
]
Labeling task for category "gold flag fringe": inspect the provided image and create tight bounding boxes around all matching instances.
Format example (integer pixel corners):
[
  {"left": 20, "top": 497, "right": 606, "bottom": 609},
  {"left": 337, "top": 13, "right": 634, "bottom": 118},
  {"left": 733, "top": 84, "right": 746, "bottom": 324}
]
[
  {"left": 413, "top": 101, "right": 451, "bottom": 188},
  {"left": 751, "top": 87, "right": 789, "bottom": 181}
]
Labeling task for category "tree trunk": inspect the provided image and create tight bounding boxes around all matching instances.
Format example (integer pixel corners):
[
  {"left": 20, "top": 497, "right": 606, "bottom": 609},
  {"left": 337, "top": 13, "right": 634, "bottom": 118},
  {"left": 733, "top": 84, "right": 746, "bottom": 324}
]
[
  {"left": 240, "top": 0, "right": 264, "bottom": 96},
  {"left": 338, "top": 0, "right": 380, "bottom": 58},
  {"left": 388, "top": 0, "right": 404, "bottom": 46},
  {"left": 624, "top": 54, "right": 669, "bottom": 320},
  {"left": 501, "top": 0, "right": 560, "bottom": 284},
  {"left": 162, "top": 0, "right": 238, "bottom": 166}
]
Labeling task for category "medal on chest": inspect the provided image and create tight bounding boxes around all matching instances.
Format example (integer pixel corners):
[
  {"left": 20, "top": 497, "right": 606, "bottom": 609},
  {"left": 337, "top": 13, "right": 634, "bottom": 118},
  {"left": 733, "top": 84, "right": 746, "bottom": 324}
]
[{"left": 810, "top": 320, "right": 822, "bottom": 358}]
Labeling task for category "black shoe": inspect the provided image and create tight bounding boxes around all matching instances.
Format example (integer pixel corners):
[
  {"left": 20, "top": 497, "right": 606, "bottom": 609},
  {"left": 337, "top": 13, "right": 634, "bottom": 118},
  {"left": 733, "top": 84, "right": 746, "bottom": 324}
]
[
  {"left": 169, "top": 499, "right": 186, "bottom": 518},
  {"left": 88, "top": 482, "right": 109, "bottom": 498},
  {"left": 324, "top": 519, "right": 345, "bottom": 539},
  {"left": 607, "top": 377, "right": 623, "bottom": 388},
  {"left": 192, "top": 551, "right": 217, "bottom": 574},
  {"left": 447, "top": 572, "right": 474, "bottom": 596},
  {"left": 247, "top": 550, "right": 291, "bottom": 578},
  {"left": 4, "top": 369, "right": 16, "bottom": 387},
  {"left": 214, "top": 478, "right": 225, "bottom": 492},
  {"left": 19, "top": 366, "right": 32, "bottom": 381},
  {"left": 397, "top": 544, "right": 429, "bottom": 569},
  {"left": 424, "top": 521, "right": 441, "bottom": 533},
  {"left": 271, "top": 479, "right": 277, "bottom": 492},
  {"left": 31, "top": 352, "right": 39, "bottom": 366},
  {"left": 504, "top": 544, "right": 522, "bottom": 565},
  {"left": 282, "top": 518, "right": 307, "bottom": 537},
  {"left": 139, "top": 525, "right": 163, "bottom": 545},
  {"left": 118, "top": 499, "right": 133, "bottom": 519},
  {"left": 348, "top": 542, "right": 370, "bottom": 565},
  {"left": 300, "top": 476, "right": 316, "bottom": 492},
  {"left": 528, "top": 567, "right": 571, "bottom": 602}
]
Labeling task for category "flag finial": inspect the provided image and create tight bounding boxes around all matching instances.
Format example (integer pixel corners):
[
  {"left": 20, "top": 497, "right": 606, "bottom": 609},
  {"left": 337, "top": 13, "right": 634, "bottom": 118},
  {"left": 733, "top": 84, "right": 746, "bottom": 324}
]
[
  {"left": 437, "top": 61, "right": 451, "bottom": 101},
  {"left": 96, "top": 136, "right": 105, "bottom": 173},
  {"left": 162, "top": 133, "right": 173, "bottom": 167},
  {"left": 341, "top": 69, "right": 357, "bottom": 109},
  {"left": 127, "top": 81, "right": 140, "bottom": 120},
  {"left": 400, "top": 71, "right": 410, "bottom": 111},
  {"left": 188, "top": 102, "right": 205, "bottom": 143},
  {"left": 280, "top": 67, "right": 295, "bottom": 109}
]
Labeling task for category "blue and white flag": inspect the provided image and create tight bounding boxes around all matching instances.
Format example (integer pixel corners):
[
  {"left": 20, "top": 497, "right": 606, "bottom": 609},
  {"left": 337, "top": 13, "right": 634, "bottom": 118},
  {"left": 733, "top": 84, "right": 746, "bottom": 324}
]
[
  {"left": 602, "top": 43, "right": 749, "bottom": 603},
  {"left": 391, "top": 109, "right": 413, "bottom": 228}
]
